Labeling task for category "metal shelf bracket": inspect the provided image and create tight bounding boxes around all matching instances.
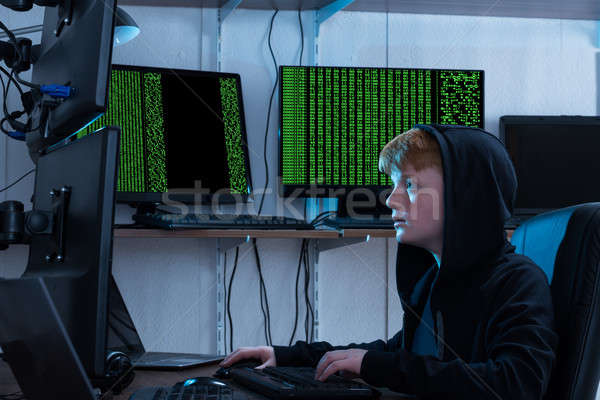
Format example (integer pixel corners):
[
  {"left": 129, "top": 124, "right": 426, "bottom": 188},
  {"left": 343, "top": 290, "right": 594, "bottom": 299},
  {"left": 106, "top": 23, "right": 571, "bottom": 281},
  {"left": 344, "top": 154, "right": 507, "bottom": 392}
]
[
  {"left": 314, "top": 0, "right": 355, "bottom": 37},
  {"left": 219, "top": 0, "right": 242, "bottom": 22}
]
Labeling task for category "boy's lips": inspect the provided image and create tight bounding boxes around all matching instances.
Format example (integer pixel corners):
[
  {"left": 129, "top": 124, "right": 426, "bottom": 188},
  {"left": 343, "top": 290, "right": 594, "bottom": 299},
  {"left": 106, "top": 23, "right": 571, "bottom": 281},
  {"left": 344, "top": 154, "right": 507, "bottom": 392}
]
[{"left": 393, "top": 219, "right": 407, "bottom": 228}]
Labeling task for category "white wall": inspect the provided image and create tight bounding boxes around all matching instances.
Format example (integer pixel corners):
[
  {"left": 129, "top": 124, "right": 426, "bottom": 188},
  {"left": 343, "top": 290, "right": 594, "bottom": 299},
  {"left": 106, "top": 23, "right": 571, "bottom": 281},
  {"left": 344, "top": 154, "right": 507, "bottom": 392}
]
[
  {"left": 0, "top": 6, "right": 597, "bottom": 396},
  {"left": 0, "top": 6, "right": 42, "bottom": 278}
]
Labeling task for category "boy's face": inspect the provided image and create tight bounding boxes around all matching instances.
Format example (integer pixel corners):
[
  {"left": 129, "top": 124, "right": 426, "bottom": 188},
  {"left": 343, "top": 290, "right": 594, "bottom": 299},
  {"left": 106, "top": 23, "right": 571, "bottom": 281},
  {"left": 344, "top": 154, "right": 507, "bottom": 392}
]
[{"left": 386, "top": 162, "right": 445, "bottom": 257}]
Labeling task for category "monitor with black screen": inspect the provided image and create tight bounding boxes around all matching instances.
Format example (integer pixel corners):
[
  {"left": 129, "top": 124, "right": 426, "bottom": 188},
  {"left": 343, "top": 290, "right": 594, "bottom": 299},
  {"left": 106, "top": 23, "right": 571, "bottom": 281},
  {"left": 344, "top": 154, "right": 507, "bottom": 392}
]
[
  {"left": 0, "top": 127, "right": 121, "bottom": 398},
  {"left": 500, "top": 115, "right": 600, "bottom": 216},
  {"left": 0, "top": 0, "right": 125, "bottom": 396},
  {"left": 76, "top": 65, "right": 253, "bottom": 210},
  {"left": 279, "top": 66, "right": 484, "bottom": 221},
  {"left": 25, "top": 0, "right": 116, "bottom": 162}
]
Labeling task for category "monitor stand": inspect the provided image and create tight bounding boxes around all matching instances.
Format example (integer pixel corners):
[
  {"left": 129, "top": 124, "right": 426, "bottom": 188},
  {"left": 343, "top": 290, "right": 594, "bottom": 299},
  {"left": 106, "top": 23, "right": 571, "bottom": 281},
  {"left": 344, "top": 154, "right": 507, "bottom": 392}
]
[
  {"left": 130, "top": 203, "right": 160, "bottom": 217},
  {"left": 0, "top": 278, "right": 99, "bottom": 400},
  {"left": 321, "top": 192, "right": 393, "bottom": 229}
]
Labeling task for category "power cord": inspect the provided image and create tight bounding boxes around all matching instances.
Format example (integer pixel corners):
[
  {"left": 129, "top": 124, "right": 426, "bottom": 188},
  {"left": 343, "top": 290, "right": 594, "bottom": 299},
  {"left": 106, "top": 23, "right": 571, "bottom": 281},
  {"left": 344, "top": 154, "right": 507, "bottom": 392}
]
[
  {"left": 289, "top": 239, "right": 306, "bottom": 345},
  {"left": 0, "top": 23, "right": 34, "bottom": 141},
  {"left": 304, "top": 240, "right": 314, "bottom": 342},
  {"left": 0, "top": 67, "right": 29, "bottom": 141},
  {"left": 223, "top": 250, "right": 227, "bottom": 353},
  {"left": 257, "top": 9, "right": 279, "bottom": 216},
  {"left": 226, "top": 247, "right": 239, "bottom": 353},
  {"left": 0, "top": 21, "right": 22, "bottom": 68},
  {"left": 0, "top": 168, "right": 35, "bottom": 193},
  {"left": 298, "top": 9, "right": 304, "bottom": 67},
  {"left": 13, "top": 72, "right": 38, "bottom": 89},
  {"left": 252, "top": 238, "right": 273, "bottom": 346},
  {"left": 0, "top": 66, "right": 23, "bottom": 96}
]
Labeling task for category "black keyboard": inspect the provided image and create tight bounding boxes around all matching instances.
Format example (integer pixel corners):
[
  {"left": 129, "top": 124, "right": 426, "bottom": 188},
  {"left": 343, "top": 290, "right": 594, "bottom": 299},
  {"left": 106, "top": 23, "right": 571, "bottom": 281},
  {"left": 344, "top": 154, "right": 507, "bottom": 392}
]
[
  {"left": 129, "top": 378, "right": 233, "bottom": 400},
  {"left": 133, "top": 213, "right": 315, "bottom": 230},
  {"left": 229, "top": 366, "right": 380, "bottom": 399},
  {"left": 320, "top": 217, "right": 394, "bottom": 229}
]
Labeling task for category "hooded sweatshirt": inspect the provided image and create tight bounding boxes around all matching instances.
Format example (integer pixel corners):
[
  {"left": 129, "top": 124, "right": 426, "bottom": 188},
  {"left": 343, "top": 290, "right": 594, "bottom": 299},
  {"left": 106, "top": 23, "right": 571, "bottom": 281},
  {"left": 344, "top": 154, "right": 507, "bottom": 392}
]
[{"left": 273, "top": 124, "right": 558, "bottom": 399}]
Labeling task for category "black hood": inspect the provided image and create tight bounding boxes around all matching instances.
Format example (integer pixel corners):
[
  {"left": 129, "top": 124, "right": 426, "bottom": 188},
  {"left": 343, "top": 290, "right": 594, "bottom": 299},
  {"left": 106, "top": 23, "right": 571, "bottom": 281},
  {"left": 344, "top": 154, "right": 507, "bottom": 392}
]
[{"left": 396, "top": 124, "right": 518, "bottom": 296}]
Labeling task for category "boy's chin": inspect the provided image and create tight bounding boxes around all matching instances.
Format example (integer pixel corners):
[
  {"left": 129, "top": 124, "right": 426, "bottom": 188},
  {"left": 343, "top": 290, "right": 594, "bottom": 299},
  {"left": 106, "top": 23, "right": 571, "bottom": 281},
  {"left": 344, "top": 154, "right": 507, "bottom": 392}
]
[
  {"left": 395, "top": 230, "right": 409, "bottom": 243},
  {"left": 395, "top": 230, "right": 419, "bottom": 246}
]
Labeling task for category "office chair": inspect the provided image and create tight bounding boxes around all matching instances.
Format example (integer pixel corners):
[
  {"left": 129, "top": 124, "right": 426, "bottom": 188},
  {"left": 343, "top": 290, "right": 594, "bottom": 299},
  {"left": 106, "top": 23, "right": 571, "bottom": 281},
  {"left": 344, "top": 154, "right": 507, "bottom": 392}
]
[{"left": 510, "top": 202, "right": 600, "bottom": 400}]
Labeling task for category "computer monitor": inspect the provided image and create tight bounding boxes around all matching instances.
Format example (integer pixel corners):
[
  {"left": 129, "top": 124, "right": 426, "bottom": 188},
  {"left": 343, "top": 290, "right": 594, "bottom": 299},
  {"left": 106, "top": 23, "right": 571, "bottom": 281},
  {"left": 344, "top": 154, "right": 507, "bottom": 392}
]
[
  {"left": 76, "top": 64, "right": 253, "bottom": 210},
  {"left": 26, "top": 0, "right": 117, "bottom": 161},
  {"left": 20, "top": 127, "right": 120, "bottom": 383},
  {"left": 279, "top": 65, "right": 484, "bottom": 218},
  {"left": 500, "top": 115, "right": 600, "bottom": 215}
]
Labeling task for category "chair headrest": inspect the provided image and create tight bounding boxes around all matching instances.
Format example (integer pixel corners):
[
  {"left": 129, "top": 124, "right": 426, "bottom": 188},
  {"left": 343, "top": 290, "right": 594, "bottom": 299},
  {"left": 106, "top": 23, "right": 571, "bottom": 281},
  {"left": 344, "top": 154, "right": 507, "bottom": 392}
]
[{"left": 511, "top": 206, "right": 578, "bottom": 282}]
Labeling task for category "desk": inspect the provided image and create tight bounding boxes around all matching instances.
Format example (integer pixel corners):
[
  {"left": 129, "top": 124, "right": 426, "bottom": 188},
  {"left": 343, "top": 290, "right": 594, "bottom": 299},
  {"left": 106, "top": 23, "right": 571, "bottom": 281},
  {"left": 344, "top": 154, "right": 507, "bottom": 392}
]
[{"left": 0, "top": 361, "right": 414, "bottom": 399}]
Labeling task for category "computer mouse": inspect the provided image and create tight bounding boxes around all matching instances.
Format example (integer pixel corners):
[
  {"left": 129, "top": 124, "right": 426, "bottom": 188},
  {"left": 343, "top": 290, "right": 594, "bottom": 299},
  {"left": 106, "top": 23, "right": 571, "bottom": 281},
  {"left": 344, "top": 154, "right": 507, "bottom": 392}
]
[
  {"left": 214, "top": 359, "right": 262, "bottom": 379},
  {"left": 180, "top": 376, "right": 230, "bottom": 387}
]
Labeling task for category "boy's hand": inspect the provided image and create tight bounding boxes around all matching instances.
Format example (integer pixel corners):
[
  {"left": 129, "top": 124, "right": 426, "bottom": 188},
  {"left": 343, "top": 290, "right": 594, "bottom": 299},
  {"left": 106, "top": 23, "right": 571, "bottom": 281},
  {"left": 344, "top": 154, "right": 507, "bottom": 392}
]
[
  {"left": 314, "top": 349, "right": 367, "bottom": 381},
  {"left": 219, "top": 346, "right": 276, "bottom": 369}
]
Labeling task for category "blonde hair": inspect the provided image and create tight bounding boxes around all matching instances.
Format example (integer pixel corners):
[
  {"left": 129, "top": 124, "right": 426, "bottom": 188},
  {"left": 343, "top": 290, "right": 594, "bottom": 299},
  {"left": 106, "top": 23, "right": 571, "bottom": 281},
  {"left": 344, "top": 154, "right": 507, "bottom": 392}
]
[{"left": 379, "top": 128, "right": 442, "bottom": 175}]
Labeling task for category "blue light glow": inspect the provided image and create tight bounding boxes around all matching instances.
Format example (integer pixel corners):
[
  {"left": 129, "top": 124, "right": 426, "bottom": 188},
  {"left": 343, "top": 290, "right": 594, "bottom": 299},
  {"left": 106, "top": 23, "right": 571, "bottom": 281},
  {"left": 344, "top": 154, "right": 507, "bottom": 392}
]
[{"left": 113, "top": 26, "right": 140, "bottom": 46}]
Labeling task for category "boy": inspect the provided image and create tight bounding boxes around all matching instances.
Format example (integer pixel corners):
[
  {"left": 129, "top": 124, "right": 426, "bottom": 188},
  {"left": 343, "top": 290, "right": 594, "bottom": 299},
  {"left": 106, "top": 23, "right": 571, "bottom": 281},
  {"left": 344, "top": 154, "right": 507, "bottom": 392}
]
[{"left": 221, "top": 125, "right": 557, "bottom": 399}]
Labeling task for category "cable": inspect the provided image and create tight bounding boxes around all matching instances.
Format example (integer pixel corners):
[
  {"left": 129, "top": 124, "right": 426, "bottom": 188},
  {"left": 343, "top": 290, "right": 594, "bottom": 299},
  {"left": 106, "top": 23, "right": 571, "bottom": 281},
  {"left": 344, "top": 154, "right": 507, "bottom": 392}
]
[
  {"left": 298, "top": 9, "right": 304, "bottom": 67},
  {"left": 310, "top": 210, "right": 337, "bottom": 227},
  {"left": 0, "top": 66, "right": 23, "bottom": 97},
  {"left": 223, "top": 250, "right": 227, "bottom": 353},
  {"left": 289, "top": 239, "right": 306, "bottom": 346},
  {"left": 0, "top": 69, "right": 28, "bottom": 139},
  {"left": 257, "top": 9, "right": 279, "bottom": 216},
  {"left": 2, "top": 69, "right": 11, "bottom": 117},
  {"left": 0, "top": 21, "right": 22, "bottom": 67},
  {"left": 0, "top": 21, "right": 17, "bottom": 45},
  {"left": 252, "top": 238, "right": 273, "bottom": 346},
  {"left": 14, "top": 72, "right": 39, "bottom": 89},
  {"left": 227, "top": 247, "right": 239, "bottom": 354},
  {"left": 254, "top": 238, "right": 272, "bottom": 346},
  {"left": 0, "top": 168, "right": 35, "bottom": 193},
  {"left": 304, "top": 240, "right": 315, "bottom": 342},
  {"left": 303, "top": 241, "right": 309, "bottom": 341}
]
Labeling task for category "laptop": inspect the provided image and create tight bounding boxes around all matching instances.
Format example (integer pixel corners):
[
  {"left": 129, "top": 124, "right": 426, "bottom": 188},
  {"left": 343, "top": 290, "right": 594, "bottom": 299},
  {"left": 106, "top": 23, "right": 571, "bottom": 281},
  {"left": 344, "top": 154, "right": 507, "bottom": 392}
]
[{"left": 108, "top": 275, "right": 224, "bottom": 370}]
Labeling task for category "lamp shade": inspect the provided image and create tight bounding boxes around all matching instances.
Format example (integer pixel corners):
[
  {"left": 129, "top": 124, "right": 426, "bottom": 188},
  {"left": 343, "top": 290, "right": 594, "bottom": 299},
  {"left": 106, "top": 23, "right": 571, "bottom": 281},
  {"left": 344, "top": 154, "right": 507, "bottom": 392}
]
[{"left": 113, "top": 7, "right": 140, "bottom": 46}]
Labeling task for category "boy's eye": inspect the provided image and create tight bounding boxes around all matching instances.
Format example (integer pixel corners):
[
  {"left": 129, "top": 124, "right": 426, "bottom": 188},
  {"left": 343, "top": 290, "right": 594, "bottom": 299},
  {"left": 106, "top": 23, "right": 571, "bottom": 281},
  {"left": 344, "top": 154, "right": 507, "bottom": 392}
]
[{"left": 406, "top": 180, "right": 413, "bottom": 189}]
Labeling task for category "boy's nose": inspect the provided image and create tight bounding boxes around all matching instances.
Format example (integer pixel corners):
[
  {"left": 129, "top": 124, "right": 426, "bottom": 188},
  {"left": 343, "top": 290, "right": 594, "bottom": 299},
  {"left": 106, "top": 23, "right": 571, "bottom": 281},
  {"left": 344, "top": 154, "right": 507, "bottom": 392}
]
[{"left": 386, "top": 189, "right": 406, "bottom": 210}]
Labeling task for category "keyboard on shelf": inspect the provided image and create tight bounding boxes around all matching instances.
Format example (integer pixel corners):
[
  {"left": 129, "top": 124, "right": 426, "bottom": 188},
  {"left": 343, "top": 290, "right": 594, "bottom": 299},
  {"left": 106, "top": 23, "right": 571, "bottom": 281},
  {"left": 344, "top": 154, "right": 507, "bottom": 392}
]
[
  {"left": 133, "top": 213, "right": 315, "bottom": 230},
  {"left": 229, "top": 366, "right": 380, "bottom": 399},
  {"left": 129, "top": 378, "right": 233, "bottom": 400},
  {"left": 319, "top": 217, "right": 394, "bottom": 229}
]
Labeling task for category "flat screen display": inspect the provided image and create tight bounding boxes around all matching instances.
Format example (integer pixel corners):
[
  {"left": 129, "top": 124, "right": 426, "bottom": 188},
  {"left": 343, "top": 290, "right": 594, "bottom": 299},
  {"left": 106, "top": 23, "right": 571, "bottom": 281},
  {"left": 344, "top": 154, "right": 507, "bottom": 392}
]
[{"left": 500, "top": 116, "right": 600, "bottom": 213}]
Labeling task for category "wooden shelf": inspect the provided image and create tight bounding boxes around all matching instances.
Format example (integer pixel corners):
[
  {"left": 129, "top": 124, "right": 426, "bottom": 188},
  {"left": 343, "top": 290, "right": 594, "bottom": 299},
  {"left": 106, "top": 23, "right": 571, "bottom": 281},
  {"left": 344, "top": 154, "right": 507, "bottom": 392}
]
[
  {"left": 114, "top": 228, "right": 393, "bottom": 238},
  {"left": 115, "top": 228, "right": 514, "bottom": 240},
  {"left": 115, "top": 228, "right": 343, "bottom": 238},
  {"left": 118, "top": 0, "right": 600, "bottom": 21}
]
